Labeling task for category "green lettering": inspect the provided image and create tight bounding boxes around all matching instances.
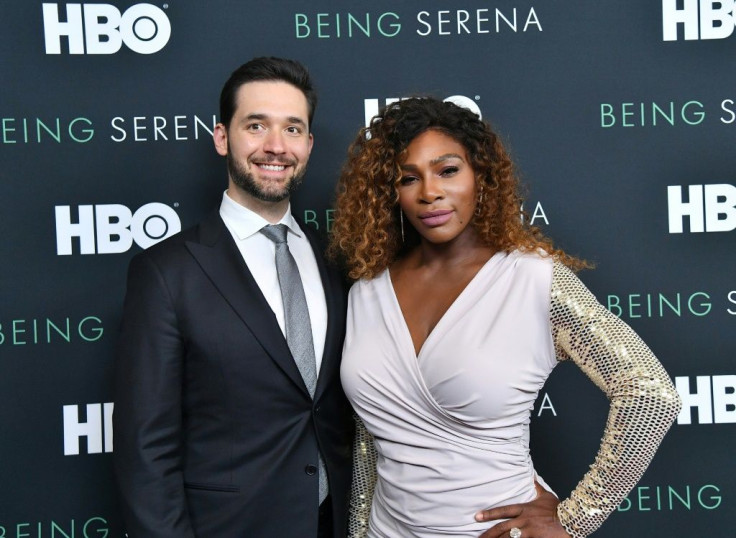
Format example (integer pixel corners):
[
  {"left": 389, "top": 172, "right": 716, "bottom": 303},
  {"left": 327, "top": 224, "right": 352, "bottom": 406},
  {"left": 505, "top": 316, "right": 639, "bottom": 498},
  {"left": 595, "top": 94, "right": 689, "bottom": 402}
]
[
  {"left": 652, "top": 102, "right": 675, "bottom": 126},
  {"left": 303, "top": 209, "right": 318, "bottom": 230},
  {"left": 84, "top": 517, "right": 110, "bottom": 538},
  {"left": 683, "top": 101, "right": 706, "bottom": 126},
  {"left": 2, "top": 118, "right": 16, "bottom": 143},
  {"left": 617, "top": 495, "right": 631, "bottom": 511},
  {"left": 621, "top": 103, "right": 634, "bottom": 127},
  {"left": 37, "top": 118, "right": 61, "bottom": 143},
  {"left": 628, "top": 294, "right": 641, "bottom": 318},
  {"left": 12, "top": 319, "right": 26, "bottom": 345},
  {"left": 347, "top": 13, "right": 370, "bottom": 37},
  {"left": 699, "top": 484, "right": 722, "bottom": 509},
  {"left": 607, "top": 295, "right": 622, "bottom": 317},
  {"left": 669, "top": 485, "right": 691, "bottom": 509},
  {"left": 600, "top": 104, "right": 615, "bottom": 128},
  {"left": 47, "top": 318, "right": 71, "bottom": 343},
  {"left": 295, "top": 14, "right": 310, "bottom": 38},
  {"left": 79, "top": 316, "right": 104, "bottom": 342},
  {"left": 689, "top": 292, "right": 711, "bottom": 316},
  {"left": 51, "top": 520, "right": 74, "bottom": 538},
  {"left": 659, "top": 294, "right": 681, "bottom": 317},
  {"left": 317, "top": 13, "right": 330, "bottom": 38},
  {"left": 378, "top": 12, "right": 401, "bottom": 37},
  {"left": 69, "top": 117, "right": 94, "bottom": 143}
]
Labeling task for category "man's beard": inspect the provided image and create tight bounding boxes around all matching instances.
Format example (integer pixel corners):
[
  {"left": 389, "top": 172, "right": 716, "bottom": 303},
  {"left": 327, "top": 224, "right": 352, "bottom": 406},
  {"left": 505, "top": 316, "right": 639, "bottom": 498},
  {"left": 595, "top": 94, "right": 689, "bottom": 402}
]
[{"left": 227, "top": 152, "right": 306, "bottom": 203}]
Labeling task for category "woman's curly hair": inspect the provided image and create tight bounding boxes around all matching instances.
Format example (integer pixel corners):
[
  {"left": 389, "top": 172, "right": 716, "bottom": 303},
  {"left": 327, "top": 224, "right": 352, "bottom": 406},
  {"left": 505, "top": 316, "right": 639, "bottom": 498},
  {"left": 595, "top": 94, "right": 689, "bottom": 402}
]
[{"left": 328, "top": 97, "right": 588, "bottom": 280}]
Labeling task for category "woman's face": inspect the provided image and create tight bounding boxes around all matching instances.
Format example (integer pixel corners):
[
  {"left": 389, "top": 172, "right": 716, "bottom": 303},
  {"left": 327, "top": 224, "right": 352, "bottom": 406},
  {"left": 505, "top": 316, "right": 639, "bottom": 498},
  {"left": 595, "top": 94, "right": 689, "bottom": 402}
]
[{"left": 397, "top": 129, "right": 478, "bottom": 246}]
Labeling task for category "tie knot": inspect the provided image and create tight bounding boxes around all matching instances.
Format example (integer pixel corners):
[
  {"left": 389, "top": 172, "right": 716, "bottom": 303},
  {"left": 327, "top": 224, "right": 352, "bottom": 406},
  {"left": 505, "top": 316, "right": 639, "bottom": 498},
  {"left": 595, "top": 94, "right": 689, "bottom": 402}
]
[{"left": 260, "top": 224, "right": 288, "bottom": 245}]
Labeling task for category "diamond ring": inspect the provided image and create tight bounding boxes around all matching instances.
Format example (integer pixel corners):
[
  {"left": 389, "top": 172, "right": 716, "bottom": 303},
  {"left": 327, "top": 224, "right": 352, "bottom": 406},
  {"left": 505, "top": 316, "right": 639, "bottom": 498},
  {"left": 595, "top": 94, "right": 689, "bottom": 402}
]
[{"left": 509, "top": 528, "right": 522, "bottom": 538}]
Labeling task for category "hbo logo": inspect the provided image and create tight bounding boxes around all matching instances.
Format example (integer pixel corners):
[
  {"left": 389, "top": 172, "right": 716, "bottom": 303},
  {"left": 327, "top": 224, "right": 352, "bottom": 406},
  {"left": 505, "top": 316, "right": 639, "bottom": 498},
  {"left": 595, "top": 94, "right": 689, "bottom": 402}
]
[
  {"left": 667, "top": 184, "right": 736, "bottom": 233},
  {"left": 63, "top": 403, "right": 113, "bottom": 455},
  {"left": 43, "top": 3, "right": 171, "bottom": 54},
  {"left": 663, "top": 0, "right": 736, "bottom": 41},
  {"left": 364, "top": 96, "right": 482, "bottom": 128},
  {"left": 55, "top": 203, "right": 181, "bottom": 255}
]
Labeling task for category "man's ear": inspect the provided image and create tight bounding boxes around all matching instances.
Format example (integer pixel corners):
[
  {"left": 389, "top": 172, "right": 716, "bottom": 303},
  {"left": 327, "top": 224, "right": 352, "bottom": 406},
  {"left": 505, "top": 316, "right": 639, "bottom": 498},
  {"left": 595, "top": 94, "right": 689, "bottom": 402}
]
[{"left": 213, "top": 123, "right": 228, "bottom": 156}]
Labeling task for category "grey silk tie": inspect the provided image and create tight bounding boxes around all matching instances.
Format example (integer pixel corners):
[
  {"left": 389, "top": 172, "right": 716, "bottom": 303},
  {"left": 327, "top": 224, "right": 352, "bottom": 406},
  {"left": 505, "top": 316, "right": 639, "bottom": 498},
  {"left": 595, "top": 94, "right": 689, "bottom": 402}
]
[{"left": 259, "top": 224, "right": 327, "bottom": 504}]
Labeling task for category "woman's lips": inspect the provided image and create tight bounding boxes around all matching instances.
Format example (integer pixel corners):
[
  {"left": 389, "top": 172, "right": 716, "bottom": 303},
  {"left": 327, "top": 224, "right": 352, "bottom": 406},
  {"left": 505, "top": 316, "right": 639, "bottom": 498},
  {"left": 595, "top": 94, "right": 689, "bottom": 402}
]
[{"left": 418, "top": 209, "right": 453, "bottom": 227}]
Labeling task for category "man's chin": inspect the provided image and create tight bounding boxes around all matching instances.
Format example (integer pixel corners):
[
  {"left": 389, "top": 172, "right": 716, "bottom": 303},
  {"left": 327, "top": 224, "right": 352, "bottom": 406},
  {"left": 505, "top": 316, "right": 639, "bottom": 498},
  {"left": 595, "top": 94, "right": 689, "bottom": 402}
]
[
  {"left": 255, "top": 179, "right": 293, "bottom": 202},
  {"left": 250, "top": 184, "right": 292, "bottom": 203},
  {"left": 257, "top": 190, "right": 290, "bottom": 203},
  {"left": 230, "top": 176, "right": 290, "bottom": 202}
]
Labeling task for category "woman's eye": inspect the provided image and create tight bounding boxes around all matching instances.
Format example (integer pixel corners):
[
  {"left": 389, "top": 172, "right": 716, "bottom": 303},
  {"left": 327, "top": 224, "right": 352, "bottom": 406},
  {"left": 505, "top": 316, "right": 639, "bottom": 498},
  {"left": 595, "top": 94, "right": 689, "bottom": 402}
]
[
  {"left": 440, "top": 166, "right": 459, "bottom": 176},
  {"left": 399, "top": 176, "right": 418, "bottom": 186}
]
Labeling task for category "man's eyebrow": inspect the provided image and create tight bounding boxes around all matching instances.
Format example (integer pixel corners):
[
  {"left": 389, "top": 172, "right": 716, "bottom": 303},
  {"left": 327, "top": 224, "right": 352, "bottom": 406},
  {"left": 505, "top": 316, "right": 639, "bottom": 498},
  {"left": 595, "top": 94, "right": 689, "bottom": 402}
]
[
  {"left": 287, "top": 116, "right": 307, "bottom": 126},
  {"left": 242, "top": 113, "right": 307, "bottom": 127}
]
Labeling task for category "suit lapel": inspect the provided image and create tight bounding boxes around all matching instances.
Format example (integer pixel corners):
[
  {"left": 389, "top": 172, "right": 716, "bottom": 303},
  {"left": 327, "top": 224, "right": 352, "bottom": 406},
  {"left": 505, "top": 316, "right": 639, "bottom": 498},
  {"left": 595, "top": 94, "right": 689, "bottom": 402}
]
[{"left": 185, "top": 211, "right": 311, "bottom": 397}]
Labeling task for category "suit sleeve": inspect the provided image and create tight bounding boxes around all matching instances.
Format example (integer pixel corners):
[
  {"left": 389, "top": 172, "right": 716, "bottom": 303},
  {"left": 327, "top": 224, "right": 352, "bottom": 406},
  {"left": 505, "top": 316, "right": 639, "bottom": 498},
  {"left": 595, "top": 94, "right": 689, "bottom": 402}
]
[
  {"left": 550, "top": 262, "right": 682, "bottom": 537},
  {"left": 113, "top": 253, "right": 195, "bottom": 538}
]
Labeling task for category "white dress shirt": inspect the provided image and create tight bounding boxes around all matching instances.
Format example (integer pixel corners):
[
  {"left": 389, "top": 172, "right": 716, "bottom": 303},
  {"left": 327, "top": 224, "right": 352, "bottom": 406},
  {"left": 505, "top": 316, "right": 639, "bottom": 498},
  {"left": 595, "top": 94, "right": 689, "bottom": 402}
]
[{"left": 219, "top": 191, "right": 328, "bottom": 371}]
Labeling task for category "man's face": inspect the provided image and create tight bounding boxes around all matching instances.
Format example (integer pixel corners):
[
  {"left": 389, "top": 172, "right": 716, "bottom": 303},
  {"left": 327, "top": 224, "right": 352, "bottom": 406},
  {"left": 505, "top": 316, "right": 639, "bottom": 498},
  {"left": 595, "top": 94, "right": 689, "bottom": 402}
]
[{"left": 214, "top": 81, "right": 313, "bottom": 203}]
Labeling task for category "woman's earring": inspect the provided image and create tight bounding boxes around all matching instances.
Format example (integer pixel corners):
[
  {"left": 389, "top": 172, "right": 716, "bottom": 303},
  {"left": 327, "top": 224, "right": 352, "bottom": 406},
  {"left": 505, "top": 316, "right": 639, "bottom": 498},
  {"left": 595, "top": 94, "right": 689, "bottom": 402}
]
[
  {"left": 399, "top": 209, "right": 405, "bottom": 242},
  {"left": 475, "top": 188, "right": 485, "bottom": 217}
]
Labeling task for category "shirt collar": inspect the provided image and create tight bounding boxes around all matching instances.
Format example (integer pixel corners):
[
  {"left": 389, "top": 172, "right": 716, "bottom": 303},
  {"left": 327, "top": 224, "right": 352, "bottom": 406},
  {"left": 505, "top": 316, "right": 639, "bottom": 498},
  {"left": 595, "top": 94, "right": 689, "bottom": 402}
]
[{"left": 219, "top": 190, "right": 302, "bottom": 240}]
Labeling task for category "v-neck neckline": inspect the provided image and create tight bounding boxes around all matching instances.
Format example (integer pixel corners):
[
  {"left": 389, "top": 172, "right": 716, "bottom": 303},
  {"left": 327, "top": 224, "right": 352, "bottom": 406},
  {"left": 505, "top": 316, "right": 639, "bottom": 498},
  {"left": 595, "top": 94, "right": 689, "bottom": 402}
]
[{"left": 385, "top": 252, "right": 503, "bottom": 359}]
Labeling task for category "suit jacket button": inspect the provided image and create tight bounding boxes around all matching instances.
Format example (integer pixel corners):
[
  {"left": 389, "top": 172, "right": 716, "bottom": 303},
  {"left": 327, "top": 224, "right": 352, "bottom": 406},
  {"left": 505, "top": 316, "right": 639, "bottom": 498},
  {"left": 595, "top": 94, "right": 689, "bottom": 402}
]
[{"left": 305, "top": 464, "right": 318, "bottom": 476}]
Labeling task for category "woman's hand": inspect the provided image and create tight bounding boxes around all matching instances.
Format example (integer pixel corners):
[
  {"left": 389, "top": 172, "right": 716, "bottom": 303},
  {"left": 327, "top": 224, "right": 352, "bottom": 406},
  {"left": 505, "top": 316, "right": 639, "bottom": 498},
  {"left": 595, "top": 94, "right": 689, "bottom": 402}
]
[{"left": 474, "top": 482, "right": 572, "bottom": 538}]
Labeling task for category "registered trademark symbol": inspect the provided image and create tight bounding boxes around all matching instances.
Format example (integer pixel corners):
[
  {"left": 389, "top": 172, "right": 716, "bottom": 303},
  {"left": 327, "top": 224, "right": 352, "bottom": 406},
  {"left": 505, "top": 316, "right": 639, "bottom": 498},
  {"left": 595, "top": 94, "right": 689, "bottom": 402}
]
[
  {"left": 163, "top": 4, "right": 169, "bottom": 9},
  {"left": 174, "top": 202, "right": 179, "bottom": 207},
  {"left": 475, "top": 95, "right": 480, "bottom": 100}
]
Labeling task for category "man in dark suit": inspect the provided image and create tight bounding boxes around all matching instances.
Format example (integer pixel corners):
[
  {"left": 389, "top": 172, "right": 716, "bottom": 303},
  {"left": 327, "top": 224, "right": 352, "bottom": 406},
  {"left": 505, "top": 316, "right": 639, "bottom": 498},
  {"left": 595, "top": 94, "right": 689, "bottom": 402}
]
[{"left": 113, "top": 57, "right": 352, "bottom": 538}]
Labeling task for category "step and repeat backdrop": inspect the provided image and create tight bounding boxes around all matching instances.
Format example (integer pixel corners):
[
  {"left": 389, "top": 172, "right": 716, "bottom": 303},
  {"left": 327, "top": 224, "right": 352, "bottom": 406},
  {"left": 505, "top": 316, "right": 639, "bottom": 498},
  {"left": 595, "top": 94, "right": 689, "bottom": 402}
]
[{"left": 1, "top": 1, "right": 734, "bottom": 536}]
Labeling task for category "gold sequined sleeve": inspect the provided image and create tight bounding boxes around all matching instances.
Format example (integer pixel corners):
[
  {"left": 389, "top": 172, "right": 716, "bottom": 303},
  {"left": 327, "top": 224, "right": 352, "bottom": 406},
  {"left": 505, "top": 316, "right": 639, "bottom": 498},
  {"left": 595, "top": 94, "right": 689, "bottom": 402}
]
[
  {"left": 347, "top": 413, "right": 378, "bottom": 538},
  {"left": 550, "top": 262, "right": 682, "bottom": 537}
]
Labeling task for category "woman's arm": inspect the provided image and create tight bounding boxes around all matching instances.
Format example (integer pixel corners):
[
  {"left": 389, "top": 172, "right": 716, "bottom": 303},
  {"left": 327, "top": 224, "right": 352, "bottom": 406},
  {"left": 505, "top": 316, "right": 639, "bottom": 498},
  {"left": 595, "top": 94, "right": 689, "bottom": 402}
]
[
  {"left": 550, "top": 262, "right": 682, "bottom": 537},
  {"left": 347, "top": 413, "right": 378, "bottom": 538}
]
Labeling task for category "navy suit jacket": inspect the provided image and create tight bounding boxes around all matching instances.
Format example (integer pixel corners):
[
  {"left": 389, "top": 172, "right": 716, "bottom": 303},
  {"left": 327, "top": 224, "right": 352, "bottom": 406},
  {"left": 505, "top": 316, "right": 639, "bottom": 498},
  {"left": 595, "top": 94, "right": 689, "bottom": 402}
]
[{"left": 113, "top": 210, "right": 352, "bottom": 537}]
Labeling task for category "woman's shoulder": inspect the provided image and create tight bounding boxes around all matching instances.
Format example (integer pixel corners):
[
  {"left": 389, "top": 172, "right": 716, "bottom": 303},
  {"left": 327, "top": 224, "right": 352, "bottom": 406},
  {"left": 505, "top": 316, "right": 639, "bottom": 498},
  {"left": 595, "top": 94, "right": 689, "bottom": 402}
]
[
  {"left": 506, "top": 248, "right": 556, "bottom": 275},
  {"left": 348, "top": 269, "right": 389, "bottom": 295}
]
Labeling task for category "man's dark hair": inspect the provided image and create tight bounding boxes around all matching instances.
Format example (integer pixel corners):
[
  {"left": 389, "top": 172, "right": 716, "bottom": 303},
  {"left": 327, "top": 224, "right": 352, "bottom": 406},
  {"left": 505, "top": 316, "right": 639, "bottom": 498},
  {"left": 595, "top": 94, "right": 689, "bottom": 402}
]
[{"left": 219, "top": 56, "right": 317, "bottom": 129}]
